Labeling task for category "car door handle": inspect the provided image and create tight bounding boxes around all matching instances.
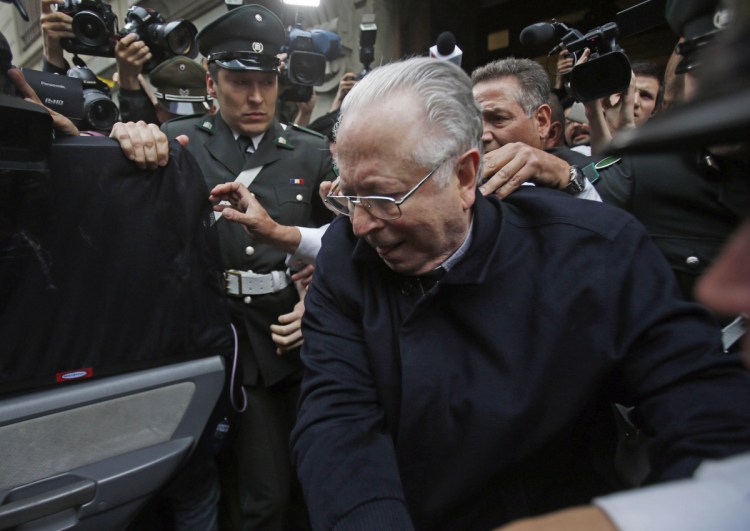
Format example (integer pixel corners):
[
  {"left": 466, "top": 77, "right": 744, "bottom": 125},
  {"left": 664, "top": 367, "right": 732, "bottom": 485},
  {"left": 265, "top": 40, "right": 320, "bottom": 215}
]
[{"left": 0, "top": 478, "right": 96, "bottom": 530}]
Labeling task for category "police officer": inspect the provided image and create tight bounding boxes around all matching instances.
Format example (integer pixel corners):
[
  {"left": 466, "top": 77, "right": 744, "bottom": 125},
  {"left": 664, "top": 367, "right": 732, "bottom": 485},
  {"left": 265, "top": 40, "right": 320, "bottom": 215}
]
[
  {"left": 161, "top": 5, "right": 334, "bottom": 530},
  {"left": 585, "top": 0, "right": 750, "bottom": 310},
  {"left": 149, "top": 56, "right": 212, "bottom": 123}
]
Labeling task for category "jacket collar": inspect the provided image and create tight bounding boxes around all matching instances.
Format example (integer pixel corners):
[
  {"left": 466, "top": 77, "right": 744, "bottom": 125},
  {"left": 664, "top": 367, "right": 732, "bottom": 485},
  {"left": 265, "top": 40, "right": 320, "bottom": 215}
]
[
  {"left": 204, "top": 113, "right": 286, "bottom": 176},
  {"left": 350, "top": 193, "right": 505, "bottom": 286}
]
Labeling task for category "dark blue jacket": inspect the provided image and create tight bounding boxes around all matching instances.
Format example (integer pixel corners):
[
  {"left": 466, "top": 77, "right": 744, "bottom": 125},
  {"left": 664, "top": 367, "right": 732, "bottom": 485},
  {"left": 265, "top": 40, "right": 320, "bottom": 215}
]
[{"left": 292, "top": 187, "right": 750, "bottom": 531}]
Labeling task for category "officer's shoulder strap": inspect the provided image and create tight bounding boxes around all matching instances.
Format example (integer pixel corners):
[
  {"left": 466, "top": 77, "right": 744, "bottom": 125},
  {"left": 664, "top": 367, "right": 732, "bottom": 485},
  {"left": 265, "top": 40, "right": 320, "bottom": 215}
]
[{"left": 289, "top": 122, "right": 327, "bottom": 140}]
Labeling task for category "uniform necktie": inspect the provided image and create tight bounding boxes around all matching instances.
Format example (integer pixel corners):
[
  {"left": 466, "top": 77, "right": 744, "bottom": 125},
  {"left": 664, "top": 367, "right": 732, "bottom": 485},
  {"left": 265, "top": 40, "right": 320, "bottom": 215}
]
[{"left": 237, "top": 135, "right": 255, "bottom": 158}]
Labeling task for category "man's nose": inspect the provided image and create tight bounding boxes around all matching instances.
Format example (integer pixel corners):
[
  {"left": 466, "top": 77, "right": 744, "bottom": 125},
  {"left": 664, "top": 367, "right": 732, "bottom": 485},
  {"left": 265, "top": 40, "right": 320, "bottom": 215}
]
[
  {"left": 351, "top": 205, "right": 384, "bottom": 237},
  {"left": 247, "top": 84, "right": 263, "bottom": 103},
  {"left": 481, "top": 127, "right": 493, "bottom": 144}
]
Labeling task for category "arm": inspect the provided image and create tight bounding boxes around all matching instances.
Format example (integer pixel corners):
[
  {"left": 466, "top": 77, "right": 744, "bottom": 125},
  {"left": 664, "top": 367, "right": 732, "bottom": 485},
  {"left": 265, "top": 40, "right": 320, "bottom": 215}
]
[
  {"left": 115, "top": 33, "right": 151, "bottom": 91},
  {"left": 291, "top": 230, "right": 415, "bottom": 530},
  {"left": 496, "top": 506, "right": 617, "bottom": 531},
  {"left": 584, "top": 72, "right": 637, "bottom": 155},
  {"left": 478, "top": 142, "right": 600, "bottom": 201},
  {"left": 8, "top": 67, "right": 79, "bottom": 136},
  {"left": 294, "top": 91, "right": 316, "bottom": 126},
  {"left": 40, "top": 0, "right": 73, "bottom": 71},
  {"left": 330, "top": 73, "right": 357, "bottom": 112},
  {"left": 209, "top": 181, "right": 303, "bottom": 254}
]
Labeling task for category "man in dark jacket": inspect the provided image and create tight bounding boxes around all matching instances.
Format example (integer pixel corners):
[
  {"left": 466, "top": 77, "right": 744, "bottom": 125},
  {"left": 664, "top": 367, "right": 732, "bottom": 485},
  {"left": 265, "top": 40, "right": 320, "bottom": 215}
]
[{"left": 290, "top": 56, "right": 750, "bottom": 531}]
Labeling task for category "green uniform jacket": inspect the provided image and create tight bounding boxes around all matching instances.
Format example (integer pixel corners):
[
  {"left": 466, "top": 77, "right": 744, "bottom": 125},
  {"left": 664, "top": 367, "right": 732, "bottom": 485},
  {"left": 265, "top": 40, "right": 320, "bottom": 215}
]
[{"left": 162, "top": 111, "right": 335, "bottom": 386}]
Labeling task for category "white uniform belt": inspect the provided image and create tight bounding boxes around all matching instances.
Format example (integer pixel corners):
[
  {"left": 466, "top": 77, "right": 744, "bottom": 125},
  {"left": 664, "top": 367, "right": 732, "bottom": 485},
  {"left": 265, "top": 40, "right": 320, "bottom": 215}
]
[{"left": 224, "top": 269, "right": 291, "bottom": 297}]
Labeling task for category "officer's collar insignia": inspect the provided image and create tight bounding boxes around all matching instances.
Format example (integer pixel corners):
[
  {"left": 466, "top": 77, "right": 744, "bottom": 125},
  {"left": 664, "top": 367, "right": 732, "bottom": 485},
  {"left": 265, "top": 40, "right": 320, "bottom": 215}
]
[
  {"left": 202, "top": 121, "right": 213, "bottom": 130},
  {"left": 252, "top": 42, "right": 264, "bottom": 53},
  {"left": 276, "top": 136, "right": 294, "bottom": 149},
  {"left": 595, "top": 156, "right": 621, "bottom": 170}
]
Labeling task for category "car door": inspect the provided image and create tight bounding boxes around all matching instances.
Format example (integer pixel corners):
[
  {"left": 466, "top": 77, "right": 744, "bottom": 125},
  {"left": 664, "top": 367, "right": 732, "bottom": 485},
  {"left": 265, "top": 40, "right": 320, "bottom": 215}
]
[{"left": 0, "top": 136, "right": 232, "bottom": 530}]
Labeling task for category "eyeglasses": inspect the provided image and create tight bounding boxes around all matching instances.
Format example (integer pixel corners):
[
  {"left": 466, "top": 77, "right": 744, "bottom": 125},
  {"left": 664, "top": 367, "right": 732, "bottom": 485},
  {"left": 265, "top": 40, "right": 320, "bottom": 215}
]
[{"left": 325, "top": 158, "right": 448, "bottom": 221}]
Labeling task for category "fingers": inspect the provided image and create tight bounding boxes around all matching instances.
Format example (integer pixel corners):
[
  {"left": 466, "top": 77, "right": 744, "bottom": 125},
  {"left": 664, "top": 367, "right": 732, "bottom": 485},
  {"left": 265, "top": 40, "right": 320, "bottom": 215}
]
[
  {"left": 291, "top": 264, "right": 315, "bottom": 284},
  {"left": 176, "top": 134, "right": 190, "bottom": 147},
  {"left": 110, "top": 121, "right": 169, "bottom": 169},
  {"left": 271, "top": 302, "right": 305, "bottom": 354},
  {"left": 209, "top": 182, "right": 253, "bottom": 205},
  {"left": 8, "top": 68, "right": 40, "bottom": 104}
]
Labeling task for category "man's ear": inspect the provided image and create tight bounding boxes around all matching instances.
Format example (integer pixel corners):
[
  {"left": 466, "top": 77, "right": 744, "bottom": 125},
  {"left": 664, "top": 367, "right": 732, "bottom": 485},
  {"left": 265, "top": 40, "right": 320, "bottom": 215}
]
[
  {"left": 545, "top": 120, "right": 563, "bottom": 148},
  {"left": 206, "top": 72, "right": 217, "bottom": 98},
  {"left": 456, "top": 148, "right": 481, "bottom": 209},
  {"left": 534, "top": 103, "right": 552, "bottom": 142}
]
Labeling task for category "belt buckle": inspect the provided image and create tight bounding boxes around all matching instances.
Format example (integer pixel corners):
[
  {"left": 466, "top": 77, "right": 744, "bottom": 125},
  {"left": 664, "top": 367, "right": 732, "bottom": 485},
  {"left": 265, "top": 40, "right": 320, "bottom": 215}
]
[{"left": 225, "top": 269, "right": 244, "bottom": 297}]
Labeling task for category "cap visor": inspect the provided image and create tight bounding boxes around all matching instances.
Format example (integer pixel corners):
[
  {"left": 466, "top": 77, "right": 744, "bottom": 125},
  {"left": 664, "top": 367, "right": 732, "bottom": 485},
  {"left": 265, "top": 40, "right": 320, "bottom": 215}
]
[
  {"left": 159, "top": 100, "right": 206, "bottom": 116},
  {"left": 215, "top": 57, "right": 279, "bottom": 73}
]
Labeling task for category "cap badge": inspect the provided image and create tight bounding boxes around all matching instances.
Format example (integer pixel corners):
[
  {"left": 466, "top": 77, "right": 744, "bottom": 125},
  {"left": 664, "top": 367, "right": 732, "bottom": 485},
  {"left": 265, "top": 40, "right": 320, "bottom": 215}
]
[
  {"left": 179, "top": 88, "right": 190, "bottom": 96},
  {"left": 179, "top": 64, "right": 186, "bottom": 71},
  {"left": 714, "top": 9, "right": 732, "bottom": 30},
  {"left": 252, "top": 42, "right": 264, "bottom": 53},
  {"left": 255, "top": 14, "right": 263, "bottom": 22}
]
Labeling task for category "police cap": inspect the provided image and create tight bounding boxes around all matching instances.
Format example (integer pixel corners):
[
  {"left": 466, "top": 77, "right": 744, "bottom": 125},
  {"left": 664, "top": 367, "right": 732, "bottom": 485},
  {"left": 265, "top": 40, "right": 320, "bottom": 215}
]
[
  {"left": 149, "top": 57, "right": 209, "bottom": 116},
  {"left": 198, "top": 5, "right": 284, "bottom": 74}
]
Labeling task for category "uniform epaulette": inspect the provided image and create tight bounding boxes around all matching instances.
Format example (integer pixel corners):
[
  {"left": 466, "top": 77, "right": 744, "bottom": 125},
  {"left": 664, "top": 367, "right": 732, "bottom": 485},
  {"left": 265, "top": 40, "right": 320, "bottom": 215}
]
[{"left": 290, "top": 122, "right": 327, "bottom": 140}]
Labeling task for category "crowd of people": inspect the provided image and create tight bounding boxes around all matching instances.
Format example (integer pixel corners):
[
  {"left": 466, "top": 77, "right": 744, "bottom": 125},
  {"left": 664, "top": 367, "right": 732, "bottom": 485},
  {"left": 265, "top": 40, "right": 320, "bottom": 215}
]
[{"left": 3, "top": 0, "right": 750, "bottom": 529}]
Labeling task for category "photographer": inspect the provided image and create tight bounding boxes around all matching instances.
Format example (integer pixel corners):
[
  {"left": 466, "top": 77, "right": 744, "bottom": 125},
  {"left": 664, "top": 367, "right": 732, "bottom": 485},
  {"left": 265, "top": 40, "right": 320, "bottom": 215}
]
[
  {"left": 115, "top": 32, "right": 158, "bottom": 124},
  {"left": 39, "top": 0, "right": 73, "bottom": 73}
]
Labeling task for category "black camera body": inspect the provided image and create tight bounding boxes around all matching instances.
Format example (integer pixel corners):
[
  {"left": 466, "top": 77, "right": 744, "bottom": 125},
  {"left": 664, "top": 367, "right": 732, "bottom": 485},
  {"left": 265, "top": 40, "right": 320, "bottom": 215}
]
[
  {"left": 21, "top": 66, "right": 119, "bottom": 132},
  {"left": 59, "top": 0, "right": 118, "bottom": 57},
  {"left": 280, "top": 26, "right": 340, "bottom": 103},
  {"left": 563, "top": 22, "right": 631, "bottom": 102},
  {"left": 119, "top": 6, "right": 198, "bottom": 73}
]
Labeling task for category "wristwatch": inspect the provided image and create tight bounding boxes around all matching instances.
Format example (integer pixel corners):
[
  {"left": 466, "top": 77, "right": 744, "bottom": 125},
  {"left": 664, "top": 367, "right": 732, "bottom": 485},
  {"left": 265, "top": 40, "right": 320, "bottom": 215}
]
[{"left": 564, "top": 165, "right": 586, "bottom": 195}]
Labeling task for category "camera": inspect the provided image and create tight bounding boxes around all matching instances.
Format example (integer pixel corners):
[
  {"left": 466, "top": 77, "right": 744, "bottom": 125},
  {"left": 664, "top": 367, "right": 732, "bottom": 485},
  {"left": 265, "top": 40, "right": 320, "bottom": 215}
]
[
  {"left": 280, "top": 26, "right": 341, "bottom": 103},
  {"left": 58, "top": 0, "right": 119, "bottom": 57},
  {"left": 119, "top": 6, "right": 198, "bottom": 73},
  {"left": 562, "top": 22, "right": 631, "bottom": 102},
  {"left": 520, "top": 19, "right": 630, "bottom": 102},
  {"left": 22, "top": 66, "right": 120, "bottom": 132}
]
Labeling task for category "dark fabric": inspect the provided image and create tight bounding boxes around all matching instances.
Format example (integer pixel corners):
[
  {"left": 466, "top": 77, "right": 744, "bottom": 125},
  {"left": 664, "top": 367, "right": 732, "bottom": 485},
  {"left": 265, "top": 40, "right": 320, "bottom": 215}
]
[
  {"left": 546, "top": 145, "right": 595, "bottom": 167},
  {"left": 162, "top": 112, "right": 335, "bottom": 387},
  {"left": 118, "top": 87, "right": 159, "bottom": 124},
  {"left": 0, "top": 135, "right": 232, "bottom": 394},
  {"left": 292, "top": 186, "right": 750, "bottom": 531},
  {"left": 594, "top": 152, "right": 750, "bottom": 301},
  {"left": 162, "top": 112, "right": 334, "bottom": 531}
]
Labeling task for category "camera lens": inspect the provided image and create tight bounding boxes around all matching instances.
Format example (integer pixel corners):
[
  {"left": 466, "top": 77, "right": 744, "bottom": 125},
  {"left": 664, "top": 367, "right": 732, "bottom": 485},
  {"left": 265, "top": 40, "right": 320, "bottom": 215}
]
[
  {"left": 83, "top": 90, "right": 119, "bottom": 131},
  {"left": 72, "top": 11, "right": 108, "bottom": 47},
  {"left": 288, "top": 51, "right": 326, "bottom": 86},
  {"left": 166, "top": 23, "right": 194, "bottom": 55}
]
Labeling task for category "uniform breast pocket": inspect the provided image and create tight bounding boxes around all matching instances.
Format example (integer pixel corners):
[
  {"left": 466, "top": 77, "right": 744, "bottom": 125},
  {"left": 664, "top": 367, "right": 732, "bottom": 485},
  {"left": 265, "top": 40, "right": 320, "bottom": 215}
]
[{"left": 274, "top": 184, "right": 311, "bottom": 222}]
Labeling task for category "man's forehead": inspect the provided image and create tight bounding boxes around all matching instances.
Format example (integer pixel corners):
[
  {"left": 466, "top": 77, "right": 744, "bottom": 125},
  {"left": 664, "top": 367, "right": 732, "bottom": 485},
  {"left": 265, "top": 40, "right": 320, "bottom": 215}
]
[{"left": 473, "top": 77, "right": 521, "bottom": 105}]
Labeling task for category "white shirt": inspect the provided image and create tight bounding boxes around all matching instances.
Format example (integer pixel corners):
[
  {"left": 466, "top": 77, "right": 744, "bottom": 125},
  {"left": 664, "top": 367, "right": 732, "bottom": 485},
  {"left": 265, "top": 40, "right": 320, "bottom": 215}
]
[{"left": 594, "top": 452, "right": 750, "bottom": 531}]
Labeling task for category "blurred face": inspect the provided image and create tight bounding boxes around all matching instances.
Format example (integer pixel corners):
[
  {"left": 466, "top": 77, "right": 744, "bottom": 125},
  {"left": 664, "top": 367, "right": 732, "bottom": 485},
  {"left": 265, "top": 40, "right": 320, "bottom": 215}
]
[
  {"left": 696, "top": 220, "right": 750, "bottom": 366},
  {"left": 473, "top": 76, "right": 549, "bottom": 152},
  {"left": 564, "top": 115, "right": 591, "bottom": 148},
  {"left": 335, "top": 91, "right": 478, "bottom": 276},
  {"left": 207, "top": 68, "right": 278, "bottom": 136},
  {"left": 633, "top": 74, "right": 660, "bottom": 125}
]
